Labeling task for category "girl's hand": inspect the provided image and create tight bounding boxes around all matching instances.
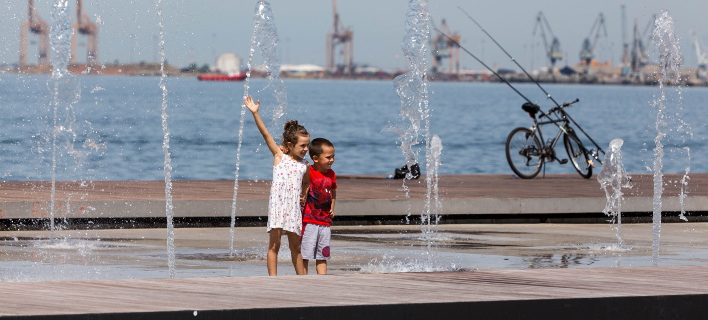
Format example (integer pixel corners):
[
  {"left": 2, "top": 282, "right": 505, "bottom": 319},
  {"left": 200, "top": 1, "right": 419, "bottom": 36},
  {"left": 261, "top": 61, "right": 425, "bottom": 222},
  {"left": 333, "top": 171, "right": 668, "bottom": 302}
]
[{"left": 244, "top": 96, "right": 260, "bottom": 113}]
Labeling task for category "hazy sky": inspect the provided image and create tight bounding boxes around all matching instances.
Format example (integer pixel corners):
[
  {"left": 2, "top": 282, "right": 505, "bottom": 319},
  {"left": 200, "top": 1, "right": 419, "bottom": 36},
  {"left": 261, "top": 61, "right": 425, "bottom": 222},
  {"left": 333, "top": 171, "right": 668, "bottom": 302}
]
[{"left": 2, "top": 0, "right": 707, "bottom": 70}]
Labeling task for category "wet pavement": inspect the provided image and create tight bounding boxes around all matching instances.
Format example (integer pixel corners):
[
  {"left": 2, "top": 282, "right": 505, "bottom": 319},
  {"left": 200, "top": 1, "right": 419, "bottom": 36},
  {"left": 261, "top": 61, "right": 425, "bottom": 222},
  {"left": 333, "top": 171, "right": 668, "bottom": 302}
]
[{"left": 1, "top": 222, "right": 707, "bottom": 281}]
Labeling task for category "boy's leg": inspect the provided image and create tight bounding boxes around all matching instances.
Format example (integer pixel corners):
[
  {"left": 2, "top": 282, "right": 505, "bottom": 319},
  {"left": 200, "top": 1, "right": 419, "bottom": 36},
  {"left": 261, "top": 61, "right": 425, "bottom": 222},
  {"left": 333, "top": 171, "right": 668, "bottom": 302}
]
[
  {"left": 300, "top": 223, "right": 318, "bottom": 275},
  {"left": 314, "top": 226, "right": 331, "bottom": 275},
  {"left": 286, "top": 231, "right": 305, "bottom": 275},
  {"left": 267, "top": 228, "right": 283, "bottom": 276},
  {"left": 315, "top": 260, "right": 327, "bottom": 275}
]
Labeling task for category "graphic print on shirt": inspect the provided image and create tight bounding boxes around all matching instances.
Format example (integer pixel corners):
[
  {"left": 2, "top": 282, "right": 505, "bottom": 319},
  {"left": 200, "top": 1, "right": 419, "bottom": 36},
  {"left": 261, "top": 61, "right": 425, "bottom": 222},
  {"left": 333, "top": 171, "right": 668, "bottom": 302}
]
[{"left": 303, "top": 168, "right": 336, "bottom": 226}]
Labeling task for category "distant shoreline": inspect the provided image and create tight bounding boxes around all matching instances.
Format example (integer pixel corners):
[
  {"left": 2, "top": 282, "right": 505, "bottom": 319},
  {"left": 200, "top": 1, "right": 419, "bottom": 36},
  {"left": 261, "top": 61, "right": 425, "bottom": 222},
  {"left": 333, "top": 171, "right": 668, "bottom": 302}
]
[{"left": 4, "top": 62, "right": 707, "bottom": 86}]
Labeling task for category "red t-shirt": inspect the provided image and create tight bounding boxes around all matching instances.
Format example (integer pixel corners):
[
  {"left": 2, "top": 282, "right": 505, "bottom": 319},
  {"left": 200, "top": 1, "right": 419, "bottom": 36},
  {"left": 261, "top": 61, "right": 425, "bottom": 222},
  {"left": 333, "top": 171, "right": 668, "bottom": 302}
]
[{"left": 302, "top": 166, "right": 337, "bottom": 226}]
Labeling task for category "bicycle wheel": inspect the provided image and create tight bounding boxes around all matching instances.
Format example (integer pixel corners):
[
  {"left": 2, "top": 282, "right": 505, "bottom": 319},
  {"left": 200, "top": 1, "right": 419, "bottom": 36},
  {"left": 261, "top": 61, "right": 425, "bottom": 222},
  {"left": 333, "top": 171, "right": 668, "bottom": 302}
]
[
  {"left": 563, "top": 131, "right": 592, "bottom": 179},
  {"left": 505, "top": 127, "right": 543, "bottom": 179}
]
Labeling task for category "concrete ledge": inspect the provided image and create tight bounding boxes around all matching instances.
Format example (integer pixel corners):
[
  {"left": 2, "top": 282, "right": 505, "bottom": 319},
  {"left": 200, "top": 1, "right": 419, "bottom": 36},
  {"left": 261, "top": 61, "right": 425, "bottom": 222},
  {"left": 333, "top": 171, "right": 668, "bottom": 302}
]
[{"left": 0, "top": 196, "right": 706, "bottom": 220}]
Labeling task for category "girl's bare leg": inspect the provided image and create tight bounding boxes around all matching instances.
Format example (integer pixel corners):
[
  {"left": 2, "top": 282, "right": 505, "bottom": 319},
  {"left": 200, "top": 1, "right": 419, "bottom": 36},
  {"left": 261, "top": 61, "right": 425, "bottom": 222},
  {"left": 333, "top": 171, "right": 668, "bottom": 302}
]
[
  {"left": 286, "top": 231, "right": 306, "bottom": 275},
  {"left": 303, "top": 259, "right": 310, "bottom": 274},
  {"left": 267, "top": 229, "right": 283, "bottom": 276}
]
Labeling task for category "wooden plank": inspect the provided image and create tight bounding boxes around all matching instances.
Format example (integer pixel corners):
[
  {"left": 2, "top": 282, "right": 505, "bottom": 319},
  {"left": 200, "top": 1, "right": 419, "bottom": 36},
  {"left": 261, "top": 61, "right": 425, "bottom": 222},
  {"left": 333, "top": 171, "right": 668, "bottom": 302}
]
[{"left": 0, "top": 265, "right": 708, "bottom": 317}]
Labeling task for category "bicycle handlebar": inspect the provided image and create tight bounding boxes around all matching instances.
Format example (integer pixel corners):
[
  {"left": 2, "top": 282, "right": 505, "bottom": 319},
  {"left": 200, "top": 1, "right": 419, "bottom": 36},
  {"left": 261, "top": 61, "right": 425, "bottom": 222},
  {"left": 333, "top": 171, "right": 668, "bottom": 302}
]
[
  {"left": 544, "top": 98, "right": 580, "bottom": 115},
  {"left": 562, "top": 98, "right": 580, "bottom": 107}
]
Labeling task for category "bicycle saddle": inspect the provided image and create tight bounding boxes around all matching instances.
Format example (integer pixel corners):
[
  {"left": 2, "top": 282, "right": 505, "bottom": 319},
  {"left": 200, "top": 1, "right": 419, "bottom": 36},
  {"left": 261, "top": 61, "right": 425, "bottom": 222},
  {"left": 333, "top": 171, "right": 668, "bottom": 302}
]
[{"left": 521, "top": 102, "right": 540, "bottom": 115}]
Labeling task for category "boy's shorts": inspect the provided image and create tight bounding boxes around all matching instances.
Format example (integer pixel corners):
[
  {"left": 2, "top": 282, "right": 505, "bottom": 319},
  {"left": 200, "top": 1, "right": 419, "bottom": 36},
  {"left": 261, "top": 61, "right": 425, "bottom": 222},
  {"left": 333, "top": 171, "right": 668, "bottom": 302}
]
[{"left": 301, "top": 223, "right": 331, "bottom": 260}]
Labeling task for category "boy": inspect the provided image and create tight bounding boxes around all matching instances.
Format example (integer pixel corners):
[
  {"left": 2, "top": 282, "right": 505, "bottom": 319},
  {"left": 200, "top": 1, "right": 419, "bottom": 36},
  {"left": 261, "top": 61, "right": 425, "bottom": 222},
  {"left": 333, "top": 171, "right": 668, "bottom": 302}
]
[{"left": 301, "top": 138, "right": 337, "bottom": 275}]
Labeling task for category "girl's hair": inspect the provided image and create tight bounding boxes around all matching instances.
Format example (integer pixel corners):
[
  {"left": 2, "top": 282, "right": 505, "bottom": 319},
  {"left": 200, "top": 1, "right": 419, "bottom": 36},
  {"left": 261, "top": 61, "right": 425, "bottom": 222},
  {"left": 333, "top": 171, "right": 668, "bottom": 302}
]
[{"left": 282, "top": 120, "right": 309, "bottom": 149}]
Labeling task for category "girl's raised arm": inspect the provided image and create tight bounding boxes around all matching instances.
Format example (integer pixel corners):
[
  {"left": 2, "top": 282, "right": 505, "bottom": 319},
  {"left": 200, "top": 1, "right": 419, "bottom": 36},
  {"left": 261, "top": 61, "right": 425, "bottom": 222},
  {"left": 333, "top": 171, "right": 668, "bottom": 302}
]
[{"left": 244, "top": 96, "right": 282, "bottom": 157}]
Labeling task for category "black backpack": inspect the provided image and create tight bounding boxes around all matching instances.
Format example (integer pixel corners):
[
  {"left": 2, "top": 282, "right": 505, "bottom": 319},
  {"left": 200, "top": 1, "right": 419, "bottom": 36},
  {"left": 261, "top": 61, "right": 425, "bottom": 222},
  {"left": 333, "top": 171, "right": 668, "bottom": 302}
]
[{"left": 393, "top": 163, "right": 420, "bottom": 179}]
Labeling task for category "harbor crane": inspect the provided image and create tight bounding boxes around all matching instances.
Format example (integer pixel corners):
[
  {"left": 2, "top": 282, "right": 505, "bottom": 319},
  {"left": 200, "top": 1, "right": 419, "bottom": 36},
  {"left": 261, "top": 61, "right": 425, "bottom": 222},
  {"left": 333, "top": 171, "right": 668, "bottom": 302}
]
[
  {"left": 629, "top": 15, "right": 655, "bottom": 75},
  {"left": 620, "top": 5, "right": 629, "bottom": 68},
  {"left": 326, "top": 0, "right": 354, "bottom": 74},
  {"left": 532, "top": 12, "right": 563, "bottom": 68},
  {"left": 579, "top": 13, "right": 607, "bottom": 68},
  {"left": 72, "top": 0, "right": 99, "bottom": 65},
  {"left": 431, "top": 19, "right": 460, "bottom": 74},
  {"left": 693, "top": 31, "right": 708, "bottom": 80},
  {"left": 19, "top": 0, "right": 50, "bottom": 69}
]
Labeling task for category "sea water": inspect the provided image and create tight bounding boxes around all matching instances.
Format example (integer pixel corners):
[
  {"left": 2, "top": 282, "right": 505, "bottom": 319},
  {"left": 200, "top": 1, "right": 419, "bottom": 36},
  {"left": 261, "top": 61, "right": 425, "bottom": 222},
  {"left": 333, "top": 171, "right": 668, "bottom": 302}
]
[{"left": 0, "top": 76, "right": 707, "bottom": 181}]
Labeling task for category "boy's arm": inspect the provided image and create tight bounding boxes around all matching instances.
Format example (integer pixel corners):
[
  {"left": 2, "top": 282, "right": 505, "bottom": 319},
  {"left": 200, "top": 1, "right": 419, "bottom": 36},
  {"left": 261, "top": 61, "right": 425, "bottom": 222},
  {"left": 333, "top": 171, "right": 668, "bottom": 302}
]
[
  {"left": 244, "top": 96, "right": 281, "bottom": 157},
  {"left": 329, "top": 189, "right": 336, "bottom": 218},
  {"left": 300, "top": 166, "right": 311, "bottom": 204}
]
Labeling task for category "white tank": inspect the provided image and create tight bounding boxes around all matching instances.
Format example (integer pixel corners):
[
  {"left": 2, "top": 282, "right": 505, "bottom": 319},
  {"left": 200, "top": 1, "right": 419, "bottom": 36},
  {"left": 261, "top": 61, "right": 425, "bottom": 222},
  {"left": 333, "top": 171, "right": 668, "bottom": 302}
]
[{"left": 216, "top": 53, "right": 242, "bottom": 75}]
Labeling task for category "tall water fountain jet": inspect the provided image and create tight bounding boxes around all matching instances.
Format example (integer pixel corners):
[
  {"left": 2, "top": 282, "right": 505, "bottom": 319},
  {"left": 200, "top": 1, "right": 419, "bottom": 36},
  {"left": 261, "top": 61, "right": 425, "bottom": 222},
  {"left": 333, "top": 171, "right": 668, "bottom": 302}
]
[
  {"left": 155, "top": 0, "right": 175, "bottom": 277},
  {"left": 650, "top": 10, "right": 690, "bottom": 266},
  {"left": 230, "top": 1, "right": 286, "bottom": 256},
  {"left": 678, "top": 148, "right": 690, "bottom": 221},
  {"left": 597, "top": 139, "right": 631, "bottom": 248},
  {"left": 391, "top": 0, "right": 431, "bottom": 223},
  {"left": 423, "top": 134, "right": 442, "bottom": 256},
  {"left": 48, "top": 0, "right": 77, "bottom": 238}
]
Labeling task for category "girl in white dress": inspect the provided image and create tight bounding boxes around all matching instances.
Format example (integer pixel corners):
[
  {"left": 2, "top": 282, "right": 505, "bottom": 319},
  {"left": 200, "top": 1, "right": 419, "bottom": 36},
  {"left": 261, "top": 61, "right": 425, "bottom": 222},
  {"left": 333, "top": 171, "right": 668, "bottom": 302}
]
[{"left": 245, "top": 96, "right": 310, "bottom": 276}]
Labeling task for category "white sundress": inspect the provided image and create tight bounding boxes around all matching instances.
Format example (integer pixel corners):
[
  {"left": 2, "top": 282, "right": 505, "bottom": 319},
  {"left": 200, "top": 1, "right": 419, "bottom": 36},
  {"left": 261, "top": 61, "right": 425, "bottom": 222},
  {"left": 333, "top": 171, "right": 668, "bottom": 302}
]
[{"left": 267, "top": 154, "right": 308, "bottom": 235}]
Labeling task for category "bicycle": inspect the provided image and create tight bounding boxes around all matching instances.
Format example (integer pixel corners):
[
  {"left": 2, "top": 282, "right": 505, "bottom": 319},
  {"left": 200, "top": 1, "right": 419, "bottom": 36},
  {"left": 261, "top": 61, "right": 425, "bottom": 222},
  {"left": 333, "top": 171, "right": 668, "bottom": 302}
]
[{"left": 505, "top": 98, "right": 604, "bottom": 179}]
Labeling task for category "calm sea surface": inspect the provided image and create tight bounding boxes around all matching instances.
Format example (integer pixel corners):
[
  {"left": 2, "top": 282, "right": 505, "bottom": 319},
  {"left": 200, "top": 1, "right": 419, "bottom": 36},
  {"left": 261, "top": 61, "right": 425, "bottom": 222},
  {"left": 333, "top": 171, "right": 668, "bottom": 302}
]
[{"left": 0, "top": 74, "right": 707, "bottom": 181}]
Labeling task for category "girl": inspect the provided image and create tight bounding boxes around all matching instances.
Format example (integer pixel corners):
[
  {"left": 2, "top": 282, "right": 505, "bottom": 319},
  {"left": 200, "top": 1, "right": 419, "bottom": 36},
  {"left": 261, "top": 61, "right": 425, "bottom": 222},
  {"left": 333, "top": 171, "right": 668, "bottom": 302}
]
[{"left": 244, "top": 95, "right": 310, "bottom": 276}]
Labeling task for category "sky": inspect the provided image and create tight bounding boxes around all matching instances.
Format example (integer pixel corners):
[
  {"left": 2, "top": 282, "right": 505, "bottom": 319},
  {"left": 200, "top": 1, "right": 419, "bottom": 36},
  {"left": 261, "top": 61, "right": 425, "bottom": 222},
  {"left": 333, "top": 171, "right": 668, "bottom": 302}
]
[{"left": 2, "top": 0, "right": 708, "bottom": 71}]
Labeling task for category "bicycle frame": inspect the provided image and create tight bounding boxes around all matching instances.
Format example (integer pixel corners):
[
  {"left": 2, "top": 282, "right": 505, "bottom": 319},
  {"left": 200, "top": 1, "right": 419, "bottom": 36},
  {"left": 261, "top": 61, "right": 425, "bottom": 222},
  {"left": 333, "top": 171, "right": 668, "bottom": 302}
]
[
  {"left": 532, "top": 102, "right": 602, "bottom": 166},
  {"left": 531, "top": 112, "right": 571, "bottom": 162}
]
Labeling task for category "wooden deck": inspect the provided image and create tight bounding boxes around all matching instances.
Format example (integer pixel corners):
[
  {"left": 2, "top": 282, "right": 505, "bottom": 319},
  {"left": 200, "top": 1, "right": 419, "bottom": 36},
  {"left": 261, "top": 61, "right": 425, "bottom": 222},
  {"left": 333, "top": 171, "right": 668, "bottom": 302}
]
[
  {"left": 0, "top": 173, "right": 705, "bottom": 221},
  {"left": 0, "top": 265, "right": 706, "bottom": 319},
  {"left": 0, "top": 176, "right": 707, "bottom": 318}
]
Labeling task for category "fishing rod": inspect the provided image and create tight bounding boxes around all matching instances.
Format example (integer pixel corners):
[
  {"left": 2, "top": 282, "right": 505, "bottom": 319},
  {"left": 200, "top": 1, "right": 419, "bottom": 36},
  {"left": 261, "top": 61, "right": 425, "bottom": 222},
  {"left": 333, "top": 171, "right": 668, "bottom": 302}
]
[
  {"left": 434, "top": 30, "right": 573, "bottom": 133},
  {"left": 437, "top": 27, "right": 603, "bottom": 161},
  {"left": 458, "top": 7, "right": 561, "bottom": 108},
  {"left": 432, "top": 28, "right": 534, "bottom": 105},
  {"left": 457, "top": 7, "right": 605, "bottom": 156}
]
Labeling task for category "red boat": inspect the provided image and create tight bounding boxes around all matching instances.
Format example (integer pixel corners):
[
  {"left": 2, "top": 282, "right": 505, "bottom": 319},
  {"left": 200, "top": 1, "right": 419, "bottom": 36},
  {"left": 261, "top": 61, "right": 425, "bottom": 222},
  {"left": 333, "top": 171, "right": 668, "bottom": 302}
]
[{"left": 197, "top": 73, "right": 247, "bottom": 81}]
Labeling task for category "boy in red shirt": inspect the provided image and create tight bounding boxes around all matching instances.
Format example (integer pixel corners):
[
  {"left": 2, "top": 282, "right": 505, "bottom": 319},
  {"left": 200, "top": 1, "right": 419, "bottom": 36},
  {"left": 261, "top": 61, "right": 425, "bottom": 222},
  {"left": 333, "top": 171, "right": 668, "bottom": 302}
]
[{"left": 301, "top": 138, "right": 336, "bottom": 275}]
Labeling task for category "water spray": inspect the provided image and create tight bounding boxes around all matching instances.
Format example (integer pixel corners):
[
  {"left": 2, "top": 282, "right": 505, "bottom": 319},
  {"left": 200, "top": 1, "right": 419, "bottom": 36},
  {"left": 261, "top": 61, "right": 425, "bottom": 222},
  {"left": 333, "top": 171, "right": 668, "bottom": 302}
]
[{"left": 230, "top": 1, "right": 286, "bottom": 256}]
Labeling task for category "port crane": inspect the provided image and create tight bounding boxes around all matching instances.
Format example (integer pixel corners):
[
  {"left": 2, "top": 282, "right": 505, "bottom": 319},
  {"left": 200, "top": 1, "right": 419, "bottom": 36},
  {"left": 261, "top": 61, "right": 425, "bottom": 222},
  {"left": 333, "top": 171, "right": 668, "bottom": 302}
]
[
  {"left": 326, "top": 0, "right": 354, "bottom": 73},
  {"left": 431, "top": 19, "right": 460, "bottom": 73},
  {"left": 693, "top": 31, "right": 708, "bottom": 80},
  {"left": 72, "top": 0, "right": 99, "bottom": 65},
  {"left": 629, "top": 15, "right": 655, "bottom": 75},
  {"left": 620, "top": 5, "right": 629, "bottom": 68},
  {"left": 19, "top": 0, "right": 50, "bottom": 69},
  {"left": 532, "top": 12, "right": 563, "bottom": 68},
  {"left": 579, "top": 13, "right": 607, "bottom": 68}
]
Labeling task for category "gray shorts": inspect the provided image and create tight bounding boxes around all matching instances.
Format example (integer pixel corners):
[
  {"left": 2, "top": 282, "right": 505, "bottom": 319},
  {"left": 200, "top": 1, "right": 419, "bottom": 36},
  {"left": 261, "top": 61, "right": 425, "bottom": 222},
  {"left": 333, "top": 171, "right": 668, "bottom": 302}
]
[{"left": 301, "top": 223, "right": 331, "bottom": 260}]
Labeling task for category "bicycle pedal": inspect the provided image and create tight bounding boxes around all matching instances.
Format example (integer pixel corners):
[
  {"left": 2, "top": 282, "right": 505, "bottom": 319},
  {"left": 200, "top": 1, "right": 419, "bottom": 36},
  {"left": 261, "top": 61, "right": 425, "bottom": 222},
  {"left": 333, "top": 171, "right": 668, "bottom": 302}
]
[{"left": 559, "top": 159, "right": 568, "bottom": 164}]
